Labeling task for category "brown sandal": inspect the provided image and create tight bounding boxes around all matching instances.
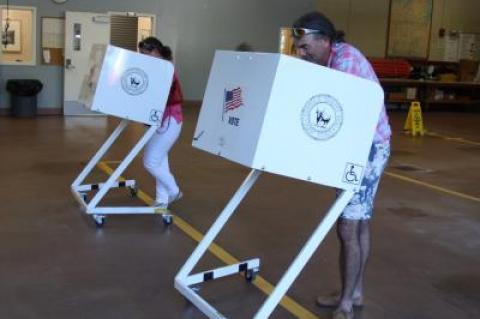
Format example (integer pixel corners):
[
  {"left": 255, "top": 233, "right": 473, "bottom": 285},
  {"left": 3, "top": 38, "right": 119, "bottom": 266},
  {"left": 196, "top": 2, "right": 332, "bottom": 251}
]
[{"left": 316, "top": 293, "right": 364, "bottom": 308}]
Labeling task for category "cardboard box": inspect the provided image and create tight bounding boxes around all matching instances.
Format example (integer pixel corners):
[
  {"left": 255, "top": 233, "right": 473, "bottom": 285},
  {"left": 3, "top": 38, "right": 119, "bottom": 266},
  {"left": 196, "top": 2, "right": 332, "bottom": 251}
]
[
  {"left": 406, "top": 87, "right": 417, "bottom": 99},
  {"left": 388, "top": 92, "right": 407, "bottom": 101},
  {"left": 459, "top": 59, "right": 480, "bottom": 82}
]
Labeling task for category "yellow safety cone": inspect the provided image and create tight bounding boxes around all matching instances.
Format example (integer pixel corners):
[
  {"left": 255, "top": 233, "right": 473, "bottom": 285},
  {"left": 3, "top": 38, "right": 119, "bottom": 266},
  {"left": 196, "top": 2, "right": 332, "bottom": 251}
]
[{"left": 404, "top": 101, "right": 426, "bottom": 136}]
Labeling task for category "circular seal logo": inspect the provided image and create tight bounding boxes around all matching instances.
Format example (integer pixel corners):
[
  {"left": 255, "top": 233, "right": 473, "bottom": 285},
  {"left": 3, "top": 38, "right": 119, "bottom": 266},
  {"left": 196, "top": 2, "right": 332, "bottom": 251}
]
[
  {"left": 301, "top": 94, "right": 343, "bottom": 141},
  {"left": 121, "top": 68, "right": 148, "bottom": 96}
]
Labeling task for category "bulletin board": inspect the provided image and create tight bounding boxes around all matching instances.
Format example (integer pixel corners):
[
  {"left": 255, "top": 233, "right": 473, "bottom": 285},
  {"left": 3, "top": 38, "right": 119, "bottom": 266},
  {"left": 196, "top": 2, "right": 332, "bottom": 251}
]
[
  {"left": 41, "top": 17, "right": 64, "bottom": 65},
  {"left": 386, "top": 0, "right": 433, "bottom": 59}
]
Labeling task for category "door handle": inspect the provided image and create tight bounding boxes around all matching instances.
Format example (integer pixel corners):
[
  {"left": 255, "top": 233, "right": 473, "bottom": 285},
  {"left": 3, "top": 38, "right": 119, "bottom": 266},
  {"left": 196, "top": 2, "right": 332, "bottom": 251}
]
[{"left": 65, "top": 58, "right": 76, "bottom": 69}]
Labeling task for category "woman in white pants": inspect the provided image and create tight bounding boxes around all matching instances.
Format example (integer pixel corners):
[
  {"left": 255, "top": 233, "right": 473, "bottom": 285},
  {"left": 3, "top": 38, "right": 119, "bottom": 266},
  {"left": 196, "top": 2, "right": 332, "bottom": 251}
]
[{"left": 139, "top": 37, "right": 184, "bottom": 208}]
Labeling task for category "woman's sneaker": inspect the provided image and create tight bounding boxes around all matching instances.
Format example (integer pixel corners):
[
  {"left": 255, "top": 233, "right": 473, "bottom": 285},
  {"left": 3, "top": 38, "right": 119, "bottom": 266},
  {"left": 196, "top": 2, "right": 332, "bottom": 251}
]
[
  {"left": 168, "top": 190, "right": 183, "bottom": 204},
  {"left": 152, "top": 201, "right": 168, "bottom": 209}
]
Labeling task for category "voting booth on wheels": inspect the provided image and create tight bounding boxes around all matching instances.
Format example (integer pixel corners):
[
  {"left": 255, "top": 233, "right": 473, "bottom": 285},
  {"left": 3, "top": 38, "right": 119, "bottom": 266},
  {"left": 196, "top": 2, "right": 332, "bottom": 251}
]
[
  {"left": 71, "top": 45, "right": 175, "bottom": 226},
  {"left": 175, "top": 51, "right": 384, "bottom": 319}
]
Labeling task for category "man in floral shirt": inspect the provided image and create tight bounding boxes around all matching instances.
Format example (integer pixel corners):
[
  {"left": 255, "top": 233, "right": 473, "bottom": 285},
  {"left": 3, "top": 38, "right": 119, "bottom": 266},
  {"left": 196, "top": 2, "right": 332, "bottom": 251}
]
[{"left": 292, "top": 11, "right": 391, "bottom": 319}]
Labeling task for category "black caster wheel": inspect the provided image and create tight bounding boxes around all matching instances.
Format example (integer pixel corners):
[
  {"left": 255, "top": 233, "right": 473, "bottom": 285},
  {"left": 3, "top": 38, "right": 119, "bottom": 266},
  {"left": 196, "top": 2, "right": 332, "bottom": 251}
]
[
  {"left": 162, "top": 214, "right": 173, "bottom": 225},
  {"left": 93, "top": 215, "right": 106, "bottom": 228},
  {"left": 128, "top": 186, "right": 138, "bottom": 197},
  {"left": 245, "top": 269, "right": 257, "bottom": 282}
]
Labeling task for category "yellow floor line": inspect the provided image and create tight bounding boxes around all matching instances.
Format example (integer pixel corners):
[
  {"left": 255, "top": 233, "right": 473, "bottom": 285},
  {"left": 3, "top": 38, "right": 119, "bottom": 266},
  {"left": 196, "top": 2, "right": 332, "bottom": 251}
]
[
  {"left": 385, "top": 171, "right": 480, "bottom": 203},
  {"left": 102, "top": 160, "right": 122, "bottom": 165},
  {"left": 97, "top": 162, "right": 321, "bottom": 319},
  {"left": 425, "top": 132, "right": 480, "bottom": 146}
]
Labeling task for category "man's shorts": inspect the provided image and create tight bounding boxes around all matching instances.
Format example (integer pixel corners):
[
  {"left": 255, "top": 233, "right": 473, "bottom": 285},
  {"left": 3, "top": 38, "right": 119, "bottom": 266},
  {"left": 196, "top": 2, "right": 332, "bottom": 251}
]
[{"left": 340, "top": 143, "right": 390, "bottom": 220}]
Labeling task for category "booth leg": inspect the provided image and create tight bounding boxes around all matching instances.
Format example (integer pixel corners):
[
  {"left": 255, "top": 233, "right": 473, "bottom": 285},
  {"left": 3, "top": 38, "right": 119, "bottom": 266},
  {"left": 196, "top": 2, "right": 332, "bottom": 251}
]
[
  {"left": 175, "top": 179, "right": 353, "bottom": 318},
  {"left": 86, "top": 125, "right": 157, "bottom": 212},
  {"left": 71, "top": 119, "right": 129, "bottom": 189},
  {"left": 175, "top": 169, "right": 261, "bottom": 317},
  {"left": 175, "top": 169, "right": 261, "bottom": 318},
  {"left": 176, "top": 169, "right": 261, "bottom": 280},
  {"left": 253, "top": 190, "right": 355, "bottom": 319}
]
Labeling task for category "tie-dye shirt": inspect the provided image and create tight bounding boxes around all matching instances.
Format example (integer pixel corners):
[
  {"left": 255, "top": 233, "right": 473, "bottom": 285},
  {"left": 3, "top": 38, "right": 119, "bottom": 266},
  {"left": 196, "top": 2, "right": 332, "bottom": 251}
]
[{"left": 327, "top": 42, "right": 391, "bottom": 144}]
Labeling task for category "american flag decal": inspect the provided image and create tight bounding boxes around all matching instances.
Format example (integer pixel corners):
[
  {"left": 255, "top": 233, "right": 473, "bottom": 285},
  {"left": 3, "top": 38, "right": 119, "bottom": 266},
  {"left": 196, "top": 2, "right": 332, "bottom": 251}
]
[{"left": 224, "top": 87, "right": 243, "bottom": 113}]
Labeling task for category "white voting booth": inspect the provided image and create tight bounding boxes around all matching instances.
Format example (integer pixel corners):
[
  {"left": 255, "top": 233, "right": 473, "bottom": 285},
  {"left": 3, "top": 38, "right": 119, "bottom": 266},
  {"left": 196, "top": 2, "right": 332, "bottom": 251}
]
[
  {"left": 175, "top": 51, "right": 384, "bottom": 318},
  {"left": 71, "top": 45, "right": 175, "bottom": 226}
]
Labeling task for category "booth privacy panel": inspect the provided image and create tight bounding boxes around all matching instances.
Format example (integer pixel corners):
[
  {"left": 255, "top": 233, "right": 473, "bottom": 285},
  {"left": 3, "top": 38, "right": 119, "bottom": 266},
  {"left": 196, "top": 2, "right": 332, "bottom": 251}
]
[
  {"left": 254, "top": 55, "right": 384, "bottom": 190},
  {"left": 81, "top": 45, "right": 174, "bottom": 125},
  {"left": 192, "top": 51, "right": 279, "bottom": 167},
  {"left": 78, "top": 44, "right": 107, "bottom": 110},
  {"left": 193, "top": 51, "right": 384, "bottom": 190}
]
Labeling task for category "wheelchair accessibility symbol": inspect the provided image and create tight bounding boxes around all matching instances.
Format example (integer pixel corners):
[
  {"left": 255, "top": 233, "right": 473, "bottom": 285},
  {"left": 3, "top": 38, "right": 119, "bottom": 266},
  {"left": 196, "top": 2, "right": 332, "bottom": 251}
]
[
  {"left": 343, "top": 163, "right": 364, "bottom": 185},
  {"left": 149, "top": 109, "right": 163, "bottom": 123}
]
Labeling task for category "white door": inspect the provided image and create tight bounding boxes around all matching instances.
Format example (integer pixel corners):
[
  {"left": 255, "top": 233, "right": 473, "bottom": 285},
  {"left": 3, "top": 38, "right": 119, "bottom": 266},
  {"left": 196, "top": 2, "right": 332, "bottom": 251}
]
[{"left": 64, "top": 11, "right": 110, "bottom": 115}]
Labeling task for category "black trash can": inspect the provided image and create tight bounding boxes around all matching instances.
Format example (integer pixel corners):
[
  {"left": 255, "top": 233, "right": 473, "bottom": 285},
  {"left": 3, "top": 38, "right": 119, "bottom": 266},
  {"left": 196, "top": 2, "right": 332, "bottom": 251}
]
[{"left": 6, "top": 79, "right": 43, "bottom": 117}]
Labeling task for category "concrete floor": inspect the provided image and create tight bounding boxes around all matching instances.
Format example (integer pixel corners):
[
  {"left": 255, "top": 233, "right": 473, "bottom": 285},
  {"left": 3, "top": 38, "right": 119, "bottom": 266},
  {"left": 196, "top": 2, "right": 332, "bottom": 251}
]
[{"left": 0, "top": 107, "right": 479, "bottom": 319}]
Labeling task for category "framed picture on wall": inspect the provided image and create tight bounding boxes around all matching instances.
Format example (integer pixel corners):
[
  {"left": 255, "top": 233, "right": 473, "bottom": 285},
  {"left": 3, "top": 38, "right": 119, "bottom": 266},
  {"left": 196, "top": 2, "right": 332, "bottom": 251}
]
[{"left": 1, "top": 19, "right": 22, "bottom": 52}]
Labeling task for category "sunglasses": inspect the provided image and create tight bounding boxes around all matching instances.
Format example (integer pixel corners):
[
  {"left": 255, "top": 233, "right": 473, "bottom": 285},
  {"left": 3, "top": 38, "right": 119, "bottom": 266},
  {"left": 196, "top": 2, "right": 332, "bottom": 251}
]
[{"left": 291, "top": 28, "right": 322, "bottom": 39}]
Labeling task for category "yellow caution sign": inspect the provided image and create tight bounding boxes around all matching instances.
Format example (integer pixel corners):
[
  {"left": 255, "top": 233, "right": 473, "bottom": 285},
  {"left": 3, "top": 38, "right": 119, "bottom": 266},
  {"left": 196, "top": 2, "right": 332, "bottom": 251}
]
[{"left": 404, "top": 101, "right": 426, "bottom": 136}]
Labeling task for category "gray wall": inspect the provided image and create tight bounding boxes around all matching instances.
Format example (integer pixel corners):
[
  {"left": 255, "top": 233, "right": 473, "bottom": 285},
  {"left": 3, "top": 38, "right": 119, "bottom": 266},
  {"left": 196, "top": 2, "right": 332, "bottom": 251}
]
[{"left": 0, "top": 0, "right": 315, "bottom": 109}]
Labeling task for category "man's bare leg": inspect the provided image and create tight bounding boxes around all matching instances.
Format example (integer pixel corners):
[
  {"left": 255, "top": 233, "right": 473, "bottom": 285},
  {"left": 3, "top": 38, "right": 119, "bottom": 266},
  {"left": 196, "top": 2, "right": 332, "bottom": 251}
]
[
  {"left": 352, "top": 219, "right": 370, "bottom": 302},
  {"left": 335, "top": 218, "right": 361, "bottom": 316}
]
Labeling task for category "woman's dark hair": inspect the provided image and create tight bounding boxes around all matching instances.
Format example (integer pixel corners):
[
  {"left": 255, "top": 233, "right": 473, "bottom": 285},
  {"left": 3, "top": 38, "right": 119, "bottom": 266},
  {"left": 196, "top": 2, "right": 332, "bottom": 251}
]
[
  {"left": 292, "top": 11, "right": 345, "bottom": 43},
  {"left": 236, "top": 42, "right": 254, "bottom": 52},
  {"left": 138, "top": 36, "right": 173, "bottom": 60}
]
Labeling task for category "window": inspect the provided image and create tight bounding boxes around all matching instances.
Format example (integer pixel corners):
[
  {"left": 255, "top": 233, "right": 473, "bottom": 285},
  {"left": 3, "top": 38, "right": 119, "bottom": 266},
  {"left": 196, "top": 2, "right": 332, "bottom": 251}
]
[{"left": 1, "top": 6, "right": 37, "bottom": 65}]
